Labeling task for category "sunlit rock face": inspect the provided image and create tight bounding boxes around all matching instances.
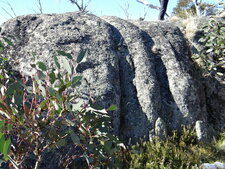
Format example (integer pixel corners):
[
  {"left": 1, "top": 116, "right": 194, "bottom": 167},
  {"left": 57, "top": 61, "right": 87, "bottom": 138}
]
[{"left": 1, "top": 12, "right": 222, "bottom": 143}]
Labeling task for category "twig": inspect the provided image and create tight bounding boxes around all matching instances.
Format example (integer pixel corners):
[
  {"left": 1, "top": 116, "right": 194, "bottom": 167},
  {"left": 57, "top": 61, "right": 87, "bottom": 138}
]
[
  {"left": 36, "top": 0, "right": 43, "bottom": 14},
  {"left": 68, "top": 0, "right": 91, "bottom": 12},
  {"left": 120, "top": 1, "right": 130, "bottom": 19},
  {"left": 1, "top": 7, "right": 14, "bottom": 18},
  {"left": 136, "top": 0, "right": 169, "bottom": 17}
]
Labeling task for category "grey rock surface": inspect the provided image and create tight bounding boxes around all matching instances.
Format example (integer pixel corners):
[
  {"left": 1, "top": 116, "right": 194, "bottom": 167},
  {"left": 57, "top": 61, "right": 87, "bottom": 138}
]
[
  {"left": 1, "top": 13, "right": 222, "bottom": 143},
  {"left": 196, "top": 120, "right": 208, "bottom": 142},
  {"left": 214, "top": 162, "right": 225, "bottom": 169},
  {"left": 201, "top": 163, "right": 218, "bottom": 169},
  {"left": 102, "top": 16, "right": 160, "bottom": 142},
  {"left": 154, "top": 117, "right": 167, "bottom": 140},
  {"left": 131, "top": 20, "right": 207, "bottom": 130},
  {"left": 181, "top": 16, "right": 225, "bottom": 132},
  {"left": 201, "top": 162, "right": 225, "bottom": 169}
]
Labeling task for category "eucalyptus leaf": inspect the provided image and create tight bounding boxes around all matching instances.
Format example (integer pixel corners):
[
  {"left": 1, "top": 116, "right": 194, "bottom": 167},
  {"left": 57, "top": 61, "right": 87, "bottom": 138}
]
[
  {"left": 62, "top": 57, "right": 72, "bottom": 74},
  {"left": 55, "top": 139, "right": 67, "bottom": 147},
  {"left": 57, "top": 50, "right": 72, "bottom": 59},
  {"left": 69, "top": 129, "right": 80, "bottom": 144},
  {"left": 72, "top": 76, "right": 82, "bottom": 86},
  {"left": 37, "top": 62, "right": 47, "bottom": 71},
  {"left": 39, "top": 100, "right": 48, "bottom": 109},
  {"left": 48, "top": 87, "right": 56, "bottom": 97},
  {"left": 49, "top": 72, "right": 56, "bottom": 84},
  {"left": 54, "top": 56, "right": 60, "bottom": 69},
  {"left": 0, "top": 133, "right": 5, "bottom": 152},
  {"left": 77, "top": 49, "right": 86, "bottom": 63},
  {"left": 0, "top": 121, "right": 4, "bottom": 128},
  {"left": 5, "top": 82, "right": 20, "bottom": 96},
  {"left": 3, "top": 138, "right": 10, "bottom": 161},
  {"left": 0, "top": 41, "right": 4, "bottom": 48},
  {"left": 107, "top": 104, "right": 117, "bottom": 111},
  {"left": 3, "top": 38, "right": 13, "bottom": 46}
]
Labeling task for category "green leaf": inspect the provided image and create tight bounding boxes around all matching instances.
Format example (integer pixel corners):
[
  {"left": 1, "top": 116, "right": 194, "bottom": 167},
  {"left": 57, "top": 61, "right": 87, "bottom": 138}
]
[
  {"left": 0, "top": 41, "right": 4, "bottom": 48},
  {"left": 3, "top": 38, "right": 13, "bottom": 46},
  {"left": 77, "top": 49, "right": 86, "bottom": 63},
  {"left": 55, "top": 139, "right": 67, "bottom": 147},
  {"left": 0, "top": 133, "right": 5, "bottom": 152},
  {"left": 107, "top": 104, "right": 118, "bottom": 111},
  {"left": 54, "top": 56, "right": 60, "bottom": 69},
  {"left": 3, "top": 138, "right": 10, "bottom": 161},
  {"left": 0, "top": 121, "right": 4, "bottom": 128},
  {"left": 30, "top": 64, "right": 36, "bottom": 68},
  {"left": 37, "top": 62, "right": 47, "bottom": 71},
  {"left": 57, "top": 50, "right": 72, "bottom": 59},
  {"left": 90, "top": 103, "right": 103, "bottom": 110},
  {"left": 72, "top": 76, "right": 82, "bottom": 85},
  {"left": 5, "top": 82, "right": 20, "bottom": 96},
  {"left": 48, "top": 87, "right": 56, "bottom": 97},
  {"left": 69, "top": 129, "right": 80, "bottom": 144},
  {"left": 58, "top": 84, "right": 67, "bottom": 94},
  {"left": 37, "top": 70, "right": 46, "bottom": 80},
  {"left": 62, "top": 57, "right": 72, "bottom": 74},
  {"left": 39, "top": 100, "right": 48, "bottom": 109},
  {"left": 49, "top": 72, "right": 56, "bottom": 84}
]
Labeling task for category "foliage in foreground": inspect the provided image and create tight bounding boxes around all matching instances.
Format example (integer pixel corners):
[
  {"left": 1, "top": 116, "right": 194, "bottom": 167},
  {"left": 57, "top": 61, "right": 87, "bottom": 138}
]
[
  {"left": 0, "top": 37, "right": 125, "bottom": 169},
  {"left": 125, "top": 127, "right": 225, "bottom": 169}
]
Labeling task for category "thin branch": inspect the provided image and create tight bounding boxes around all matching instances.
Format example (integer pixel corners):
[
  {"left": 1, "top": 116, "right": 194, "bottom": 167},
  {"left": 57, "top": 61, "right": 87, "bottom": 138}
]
[
  {"left": 1, "top": 7, "right": 14, "bottom": 18},
  {"left": 136, "top": 0, "right": 169, "bottom": 16},
  {"left": 136, "top": 0, "right": 160, "bottom": 10},
  {"left": 68, "top": 0, "right": 91, "bottom": 12},
  {"left": 120, "top": 1, "right": 130, "bottom": 19},
  {"left": 2, "top": 0, "right": 17, "bottom": 17},
  {"left": 36, "top": 0, "right": 43, "bottom": 14}
]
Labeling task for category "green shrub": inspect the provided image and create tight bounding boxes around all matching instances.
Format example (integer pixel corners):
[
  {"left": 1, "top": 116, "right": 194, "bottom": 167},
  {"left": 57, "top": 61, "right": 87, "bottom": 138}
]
[
  {"left": 125, "top": 127, "right": 225, "bottom": 169},
  {"left": 192, "top": 17, "right": 225, "bottom": 81},
  {"left": 0, "top": 37, "right": 125, "bottom": 169}
]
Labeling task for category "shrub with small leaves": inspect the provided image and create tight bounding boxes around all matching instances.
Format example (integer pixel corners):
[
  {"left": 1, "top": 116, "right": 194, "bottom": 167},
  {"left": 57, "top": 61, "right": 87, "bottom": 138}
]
[
  {"left": 0, "top": 37, "right": 125, "bottom": 169},
  {"left": 125, "top": 126, "right": 225, "bottom": 169}
]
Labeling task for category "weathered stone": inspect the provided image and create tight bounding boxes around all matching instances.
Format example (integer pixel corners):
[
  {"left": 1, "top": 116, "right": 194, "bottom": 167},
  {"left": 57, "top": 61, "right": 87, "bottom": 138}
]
[
  {"left": 196, "top": 120, "right": 208, "bottom": 142},
  {"left": 102, "top": 16, "right": 160, "bottom": 142},
  {"left": 180, "top": 16, "right": 225, "bottom": 133},
  {"left": 131, "top": 20, "right": 207, "bottom": 130},
  {"left": 200, "top": 163, "right": 217, "bottom": 169},
  {"left": 214, "top": 161, "right": 225, "bottom": 169},
  {"left": 1, "top": 13, "right": 223, "bottom": 144},
  {"left": 155, "top": 117, "right": 167, "bottom": 140},
  {"left": 200, "top": 162, "right": 225, "bottom": 169}
]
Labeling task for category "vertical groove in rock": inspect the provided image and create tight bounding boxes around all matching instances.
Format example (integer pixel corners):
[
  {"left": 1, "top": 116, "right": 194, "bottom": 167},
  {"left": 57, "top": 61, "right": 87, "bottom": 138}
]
[{"left": 102, "top": 16, "right": 161, "bottom": 142}]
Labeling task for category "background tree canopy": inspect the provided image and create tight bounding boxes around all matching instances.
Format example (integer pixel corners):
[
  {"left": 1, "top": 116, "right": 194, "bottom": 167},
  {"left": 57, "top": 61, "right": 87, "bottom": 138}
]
[{"left": 173, "top": 0, "right": 217, "bottom": 18}]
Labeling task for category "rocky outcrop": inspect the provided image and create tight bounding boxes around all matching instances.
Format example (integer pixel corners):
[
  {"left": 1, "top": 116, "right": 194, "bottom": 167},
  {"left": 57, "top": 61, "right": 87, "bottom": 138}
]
[
  {"left": 0, "top": 12, "right": 223, "bottom": 142},
  {"left": 179, "top": 16, "right": 225, "bottom": 133}
]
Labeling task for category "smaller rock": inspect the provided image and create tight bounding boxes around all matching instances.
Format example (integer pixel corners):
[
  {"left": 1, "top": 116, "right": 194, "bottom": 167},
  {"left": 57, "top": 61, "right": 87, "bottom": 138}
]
[
  {"left": 214, "top": 161, "right": 225, "bottom": 169},
  {"left": 200, "top": 163, "right": 217, "bottom": 169},
  {"left": 196, "top": 120, "right": 208, "bottom": 142},
  {"left": 155, "top": 117, "right": 167, "bottom": 140}
]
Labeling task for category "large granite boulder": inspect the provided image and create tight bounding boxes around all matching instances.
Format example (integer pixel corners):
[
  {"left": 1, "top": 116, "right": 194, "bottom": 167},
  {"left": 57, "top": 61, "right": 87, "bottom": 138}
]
[{"left": 0, "top": 12, "right": 222, "bottom": 143}]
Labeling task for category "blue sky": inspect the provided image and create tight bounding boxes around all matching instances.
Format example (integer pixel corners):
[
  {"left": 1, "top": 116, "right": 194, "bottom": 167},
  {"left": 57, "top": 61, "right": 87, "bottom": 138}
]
[{"left": 0, "top": 0, "right": 217, "bottom": 24}]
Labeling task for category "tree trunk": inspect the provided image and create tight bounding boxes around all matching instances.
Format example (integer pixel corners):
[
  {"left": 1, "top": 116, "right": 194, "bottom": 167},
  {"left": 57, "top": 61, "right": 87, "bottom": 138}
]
[{"left": 193, "top": 0, "right": 202, "bottom": 16}]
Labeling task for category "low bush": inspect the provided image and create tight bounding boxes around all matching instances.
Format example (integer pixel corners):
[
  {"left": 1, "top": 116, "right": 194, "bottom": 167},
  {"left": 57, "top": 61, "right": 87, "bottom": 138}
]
[
  {"left": 0, "top": 37, "right": 125, "bottom": 169},
  {"left": 125, "top": 127, "right": 225, "bottom": 169}
]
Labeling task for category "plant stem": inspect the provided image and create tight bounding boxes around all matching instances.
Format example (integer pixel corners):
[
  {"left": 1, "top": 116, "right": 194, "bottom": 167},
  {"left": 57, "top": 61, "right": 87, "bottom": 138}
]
[{"left": 34, "top": 155, "right": 42, "bottom": 169}]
